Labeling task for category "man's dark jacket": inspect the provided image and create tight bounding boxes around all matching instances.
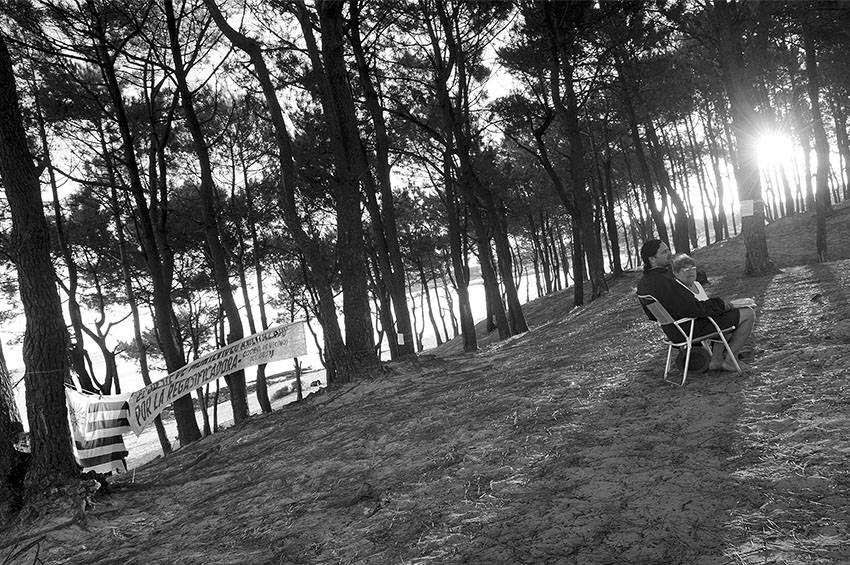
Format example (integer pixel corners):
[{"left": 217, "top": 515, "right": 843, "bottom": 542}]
[{"left": 637, "top": 267, "right": 728, "bottom": 321}]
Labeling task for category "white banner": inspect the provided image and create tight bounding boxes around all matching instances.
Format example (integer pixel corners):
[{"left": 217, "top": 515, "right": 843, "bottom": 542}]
[{"left": 127, "top": 321, "right": 307, "bottom": 435}]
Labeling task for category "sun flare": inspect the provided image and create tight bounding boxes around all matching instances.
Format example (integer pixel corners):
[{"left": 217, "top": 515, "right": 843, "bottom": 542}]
[{"left": 755, "top": 133, "right": 793, "bottom": 169}]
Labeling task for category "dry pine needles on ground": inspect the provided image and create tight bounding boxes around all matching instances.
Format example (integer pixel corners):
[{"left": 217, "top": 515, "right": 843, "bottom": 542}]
[{"left": 3, "top": 205, "right": 850, "bottom": 564}]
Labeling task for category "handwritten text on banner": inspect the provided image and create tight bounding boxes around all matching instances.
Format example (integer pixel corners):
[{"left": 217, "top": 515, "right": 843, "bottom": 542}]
[{"left": 127, "top": 321, "right": 306, "bottom": 435}]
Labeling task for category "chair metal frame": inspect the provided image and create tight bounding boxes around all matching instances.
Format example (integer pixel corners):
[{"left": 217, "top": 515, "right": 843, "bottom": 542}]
[{"left": 637, "top": 294, "right": 741, "bottom": 385}]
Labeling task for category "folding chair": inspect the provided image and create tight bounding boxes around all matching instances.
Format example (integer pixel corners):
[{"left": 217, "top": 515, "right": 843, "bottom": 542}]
[{"left": 637, "top": 294, "right": 741, "bottom": 385}]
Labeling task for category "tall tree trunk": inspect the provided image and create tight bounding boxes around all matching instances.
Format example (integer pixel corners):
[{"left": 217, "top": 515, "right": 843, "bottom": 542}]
[
  {"left": 618, "top": 204, "right": 633, "bottom": 270},
  {"left": 802, "top": 19, "right": 829, "bottom": 262},
  {"left": 306, "top": 2, "right": 379, "bottom": 375},
  {"left": 100, "top": 124, "right": 171, "bottom": 455},
  {"left": 570, "top": 218, "right": 585, "bottom": 306},
  {"left": 164, "top": 0, "right": 249, "bottom": 423},
  {"left": 88, "top": 0, "right": 201, "bottom": 444},
  {"left": 417, "top": 261, "right": 443, "bottom": 346},
  {"left": 541, "top": 1, "right": 606, "bottom": 300},
  {"left": 489, "top": 202, "right": 528, "bottom": 334},
  {"left": 828, "top": 165, "right": 840, "bottom": 203},
  {"left": 624, "top": 193, "right": 642, "bottom": 265},
  {"left": 425, "top": 0, "right": 524, "bottom": 337},
  {"left": 685, "top": 114, "right": 713, "bottom": 245},
  {"left": 670, "top": 122, "right": 700, "bottom": 246},
  {"left": 622, "top": 152, "right": 650, "bottom": 243},
  {"left": 437, "top": 267, "right": 458, "bottom": 338},
  {"left": 778, "top": 162, "right": 797, "bottom": 216},
  {"left": 600, "top": 152, "right": 623, "bottom": 275},
  {"left": 799, "top": 119, "right": 814, "bottom": 211},
  {"left": 206, "top": 0, "right": 367, "bottom": 384},
  {"left": 428, "top": 257, "right": 452, "bottom": 342},
  {"left": 547, "top": 216, "right": 563, "bottom": 290},
  {"left": 762, "top": 176, "right": 776, "bottom": 221},
  {"left": 368, "top": 249, "right": 395, "bottom": 357},
  {"left": 712, "top": 0, "right": 773, "bottom": 275},
  {"left": 555, "top": 218, "right": 572, "bottom": 287},
  {"left": 474, "top": 224, "right": 510, "bottom": 338},
  {"left": 701, "top": 101, "right": 730, "bottom": 240},
  {"left": 349, "top": 0, "right": 414, "bottom": 358},
  {"left": 184, "top": 306, "right": 211, "bottom": 438},
  {"left": 786, "top": 53, "right": 815, "bottom": 212},
  {"left": 566, "top": 107, "right": 606, "bottom": 299},
  {"left": 239, "top": 153, "right": 272, "bottom": 413},
  {"left": 441, "top": 156, "right": 477, "bottom": 350},
  {"left": 831, "top": 98, "right": 850, "bottom": 199},
  {"left": 407, "top": 277, "right": 423, "bottom": 352},
  {"left": 719, "top": 106, "right": 740, "bottom": 236},
  {"left": 0, "top": 34, "right": 78, "bottom": 491},
  {"left": 420, "top": 5, "right": 487, "bottom": 347},
  {"left": 538, "top": 212, "right": 553, "bottom": 293},
  {"left": 195, "top": 388, "right": 211, "bottom": 436},
  {"left": 527, "top": 214, "right": 544, "bottom": 297}
]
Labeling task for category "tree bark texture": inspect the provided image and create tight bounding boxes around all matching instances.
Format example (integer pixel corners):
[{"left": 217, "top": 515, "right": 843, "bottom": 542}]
[
  {"left": 314, "top": 2, "right": 380, "bottom": 373},
  {"left": 0, "top": 33, "right": 79, "bottom": 491}
]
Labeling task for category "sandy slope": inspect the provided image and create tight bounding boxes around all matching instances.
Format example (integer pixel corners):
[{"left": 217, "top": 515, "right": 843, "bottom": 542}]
[{"left": 2, "top": 205, "right": 850, "bottom": 564}]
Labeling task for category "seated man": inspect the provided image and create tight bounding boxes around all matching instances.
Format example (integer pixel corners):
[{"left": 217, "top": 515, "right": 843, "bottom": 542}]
[{"left": 637, "top": 239, "right": 755, "bottom": 372}]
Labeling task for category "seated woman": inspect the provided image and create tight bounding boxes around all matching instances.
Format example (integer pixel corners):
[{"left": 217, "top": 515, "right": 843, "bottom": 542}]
[{"left": 672, "top": 254, "right": 708, "bottom": 301}]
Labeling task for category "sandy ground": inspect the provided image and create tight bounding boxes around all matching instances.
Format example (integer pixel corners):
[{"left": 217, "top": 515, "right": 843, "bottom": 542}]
[{"left": 2, "top": 205, "right": 850, "bottom": 564}]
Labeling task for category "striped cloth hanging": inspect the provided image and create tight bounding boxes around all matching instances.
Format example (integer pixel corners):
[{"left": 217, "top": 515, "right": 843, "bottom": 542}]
[{"left": 65, "top": 388, "right": 130, "bottom": 474}]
